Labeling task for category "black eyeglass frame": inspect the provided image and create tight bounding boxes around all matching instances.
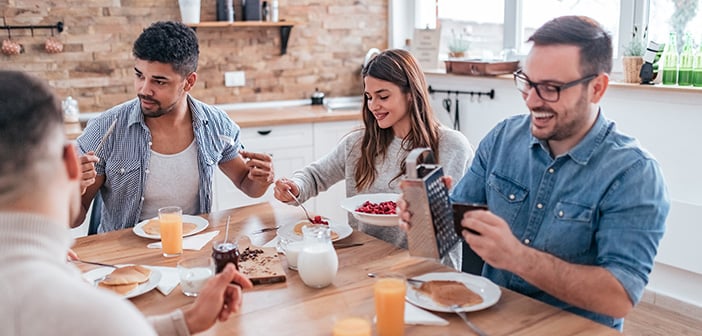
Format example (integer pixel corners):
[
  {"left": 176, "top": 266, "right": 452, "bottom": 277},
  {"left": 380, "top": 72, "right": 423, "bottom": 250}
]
[{"left": 513, "top": 70, "right": 598, "bottom": 102}]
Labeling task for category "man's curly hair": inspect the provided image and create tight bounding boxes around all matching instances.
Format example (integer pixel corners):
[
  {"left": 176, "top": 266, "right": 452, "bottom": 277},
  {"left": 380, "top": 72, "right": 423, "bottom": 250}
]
[{"left": 133, "top": 21, "right": 199, "bottom": 77}]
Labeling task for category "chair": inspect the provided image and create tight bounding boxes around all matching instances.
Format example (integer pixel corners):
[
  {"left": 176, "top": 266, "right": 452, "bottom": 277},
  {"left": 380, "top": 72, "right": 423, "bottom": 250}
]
[{"left": 87, "top": 192, "right": 103, "bottom": 235}]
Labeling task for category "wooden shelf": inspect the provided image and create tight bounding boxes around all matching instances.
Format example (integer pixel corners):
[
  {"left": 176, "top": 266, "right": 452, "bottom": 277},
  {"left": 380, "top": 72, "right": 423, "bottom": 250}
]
[{"left": 187, "top": 21, "right": 296, "bottom": 55}]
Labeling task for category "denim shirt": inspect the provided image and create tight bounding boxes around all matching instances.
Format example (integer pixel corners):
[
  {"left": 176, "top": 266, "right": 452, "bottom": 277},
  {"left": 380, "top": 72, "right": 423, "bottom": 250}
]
[
  {"left": 76, "top": 96, "right": 243, "bottom": 233},
  {"left": 451, "top": 112, "right": 669, "bottom": 330}
]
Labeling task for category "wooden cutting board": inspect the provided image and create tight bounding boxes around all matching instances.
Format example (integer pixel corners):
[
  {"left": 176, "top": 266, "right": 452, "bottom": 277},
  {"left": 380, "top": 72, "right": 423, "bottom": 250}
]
[{"left": 237, "top": 238, "right": 286, "bottom": 285}]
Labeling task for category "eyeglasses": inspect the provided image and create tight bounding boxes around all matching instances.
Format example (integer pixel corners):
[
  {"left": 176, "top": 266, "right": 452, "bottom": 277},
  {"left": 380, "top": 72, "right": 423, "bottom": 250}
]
[{"left": 513, "top": 70, "right": 598, "bottom": 102}]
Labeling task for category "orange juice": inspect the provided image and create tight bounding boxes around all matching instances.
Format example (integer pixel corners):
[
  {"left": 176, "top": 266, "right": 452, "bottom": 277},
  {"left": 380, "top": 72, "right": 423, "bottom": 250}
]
[
  {"left": 374, "top": 277, "right": 405, "bottom": 336},
  {"left": 158, "top": 206, "right": 183, "bottom": 257},
  {"left": 332, "top": 317, "right": 371, "bottom": 336}
]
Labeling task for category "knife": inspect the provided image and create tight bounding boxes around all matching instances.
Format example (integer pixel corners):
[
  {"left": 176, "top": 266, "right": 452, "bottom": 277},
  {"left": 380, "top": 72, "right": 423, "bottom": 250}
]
[
  {"left": 94, "top": 118, "right": 118, "bottom": 155},
  {"left": 333, "top": 242, "right": 364, "bottom": 249},
  {"left": 250, "top": 226, "right": 280, "bottom": 234}
]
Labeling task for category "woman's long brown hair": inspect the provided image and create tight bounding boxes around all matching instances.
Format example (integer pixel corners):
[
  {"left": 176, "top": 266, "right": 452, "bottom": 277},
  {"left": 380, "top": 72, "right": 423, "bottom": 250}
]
[{"left": 355, "top": 49, "right": 441, "bottom": 191}]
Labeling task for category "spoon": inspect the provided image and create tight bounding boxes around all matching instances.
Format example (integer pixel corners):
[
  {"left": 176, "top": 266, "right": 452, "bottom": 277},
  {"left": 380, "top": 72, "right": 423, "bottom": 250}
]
[
  {"left": 287, "top": 189, "right": 314, "bottom": 223},
  {"left": 450, "top": 304, "right": 488, "bottom": 336},
  {"left": 366, "top": 272, "right": 425, "bottom": 284}
]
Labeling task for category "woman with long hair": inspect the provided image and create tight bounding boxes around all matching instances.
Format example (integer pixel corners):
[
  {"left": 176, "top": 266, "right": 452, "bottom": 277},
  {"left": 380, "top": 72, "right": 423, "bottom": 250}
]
[{"left": 273, "top": 49, "right": 473, "bottom": 269}]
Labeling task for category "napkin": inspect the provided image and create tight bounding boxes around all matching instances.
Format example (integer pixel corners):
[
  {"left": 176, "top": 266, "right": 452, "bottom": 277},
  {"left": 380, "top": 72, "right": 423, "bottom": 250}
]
[
  {"left": 147, "top": 231, "right": 220, "bottom": 251},
  {"left": 151, "top": 266, "right": 180, "bottom": 296},
  {"left": 373, "top": 303, "right": 448, "bottom": 326},
  {"left": 263, "top": 236, "right": 280, "bottom": 249}
]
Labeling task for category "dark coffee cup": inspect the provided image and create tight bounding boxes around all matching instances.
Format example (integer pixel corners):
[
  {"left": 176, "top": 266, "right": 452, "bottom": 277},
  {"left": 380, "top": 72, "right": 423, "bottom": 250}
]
[{"left": 452, "top": 203, "right": 488, "bottom": 236}]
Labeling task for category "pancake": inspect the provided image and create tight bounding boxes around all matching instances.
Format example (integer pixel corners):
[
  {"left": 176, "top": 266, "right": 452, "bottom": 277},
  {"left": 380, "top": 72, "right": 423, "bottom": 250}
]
[
  {"left": 100, "top": 265, "right": 152, "bottom": 285},
  {"left": 143, "top": 219, "right": 198, "bottom": 236},
  {"left": 98, "top": 281, "right": 139, "bottom": 296},
  {"left": 293, "top": 221, "right": 339, "bottom": 241},
  {"left": 417, "top": 280, "right": 484, "bottom": 307}
]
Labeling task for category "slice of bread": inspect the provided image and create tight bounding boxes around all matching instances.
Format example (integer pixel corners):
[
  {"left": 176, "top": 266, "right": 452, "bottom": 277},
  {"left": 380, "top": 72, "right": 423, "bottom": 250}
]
[{"left": 417, "top": 280, "right": 484, "bottom": 307}]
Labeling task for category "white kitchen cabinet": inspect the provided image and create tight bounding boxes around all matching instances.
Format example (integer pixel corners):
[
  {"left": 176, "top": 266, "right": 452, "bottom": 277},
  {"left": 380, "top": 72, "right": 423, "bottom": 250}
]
[
  {"left": 212, "top": 124, "right": 315, "bottom": 211},
  {"left": 312, "top": 120, "right": 362, "bottom": 225}
]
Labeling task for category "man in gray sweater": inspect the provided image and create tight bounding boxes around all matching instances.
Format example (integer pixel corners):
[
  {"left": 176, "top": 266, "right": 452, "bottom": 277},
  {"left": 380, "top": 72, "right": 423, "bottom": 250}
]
[{"left": 0, "top": 70, "right": 253, "bottom": 335}]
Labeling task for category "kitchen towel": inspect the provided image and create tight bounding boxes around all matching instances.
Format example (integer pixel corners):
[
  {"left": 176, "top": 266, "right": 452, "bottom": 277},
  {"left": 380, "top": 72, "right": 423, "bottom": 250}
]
[
  {"left": 151, "top": 266, "right": 180, "bottom": 296},
  {"left": 147, "top": 230, "right": 220, "bottom": 251}
]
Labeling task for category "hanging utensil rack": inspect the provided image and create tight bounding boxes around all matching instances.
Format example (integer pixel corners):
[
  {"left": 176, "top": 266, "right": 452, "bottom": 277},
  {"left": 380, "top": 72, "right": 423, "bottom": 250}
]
[
  {"left": 428, "top": 86, "right": 495, "bottom": 100},
  {"left": 0, "top": 21, "right": 64, "bottom": 35}
]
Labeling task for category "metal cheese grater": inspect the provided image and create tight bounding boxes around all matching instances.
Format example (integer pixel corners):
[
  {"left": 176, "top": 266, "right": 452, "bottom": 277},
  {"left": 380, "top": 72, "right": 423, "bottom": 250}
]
[{"left": 403, "top": 148, "right": 460, "bottom": 260}]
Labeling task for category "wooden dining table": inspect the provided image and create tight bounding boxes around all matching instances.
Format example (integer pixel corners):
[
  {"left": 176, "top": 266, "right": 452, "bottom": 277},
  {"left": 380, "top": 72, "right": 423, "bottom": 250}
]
[{"left": 72, "top": 202, "right": 619, "bottom": 335}]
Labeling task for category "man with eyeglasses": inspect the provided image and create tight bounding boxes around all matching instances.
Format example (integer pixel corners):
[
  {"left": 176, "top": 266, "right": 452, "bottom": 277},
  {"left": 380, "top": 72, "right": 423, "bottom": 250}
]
[{"left": 399, "top": 16, "right": 669, "bottom": 331}]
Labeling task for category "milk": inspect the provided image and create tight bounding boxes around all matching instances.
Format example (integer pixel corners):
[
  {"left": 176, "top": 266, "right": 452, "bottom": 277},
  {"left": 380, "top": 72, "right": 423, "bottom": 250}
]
[
  {"left": 285, "top": 240, "right": 305, "bottom": 270},
  {"left": 297, "top": 243, "right": 338, "bottom": 288},
  {"left": 180, "top": 267, "right": 213, "bottom": 296}
]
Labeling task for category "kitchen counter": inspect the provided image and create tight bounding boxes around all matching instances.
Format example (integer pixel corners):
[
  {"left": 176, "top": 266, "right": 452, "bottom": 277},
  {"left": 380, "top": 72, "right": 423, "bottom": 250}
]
[
  {"left": 225, "top": 104, "right": 361, "bottom": 128},
  {"left": 65, "top": 102, "right": 363, "bottom": 139}
]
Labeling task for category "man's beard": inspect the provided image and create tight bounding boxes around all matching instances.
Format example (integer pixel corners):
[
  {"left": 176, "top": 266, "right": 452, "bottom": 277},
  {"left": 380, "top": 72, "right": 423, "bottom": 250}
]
[{"left": 139, "top": 95, "right": 168, "bottom": 118}]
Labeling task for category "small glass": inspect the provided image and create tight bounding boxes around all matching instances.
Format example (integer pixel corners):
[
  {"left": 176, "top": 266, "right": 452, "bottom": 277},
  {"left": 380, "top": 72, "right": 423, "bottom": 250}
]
[
  {"left": 332, "top": 316, "right": 372, "bottom": 336},
  {"left": 279, "top": 237, "right": 305, "bottom": 270},
  {"left": 177, "top": 256, "right": 215, "bottom": 297},
  {"left": 158, "top": 206, "right": 183, "bottom": 257}
]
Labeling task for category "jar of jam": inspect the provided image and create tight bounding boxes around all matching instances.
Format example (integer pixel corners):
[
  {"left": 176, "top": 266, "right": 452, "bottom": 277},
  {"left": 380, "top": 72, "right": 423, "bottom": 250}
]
[{"left": 212, "top": 238, "right": 239, "bottom": 273}]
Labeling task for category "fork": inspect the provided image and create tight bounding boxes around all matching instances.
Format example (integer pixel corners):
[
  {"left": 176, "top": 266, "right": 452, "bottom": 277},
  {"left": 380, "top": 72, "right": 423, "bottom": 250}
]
[
  {"left": 287, "top": 189, "right": 314, "bottom": 223},
  {"left": 450, "top": 304, "right": 488, "bottom": 336}
]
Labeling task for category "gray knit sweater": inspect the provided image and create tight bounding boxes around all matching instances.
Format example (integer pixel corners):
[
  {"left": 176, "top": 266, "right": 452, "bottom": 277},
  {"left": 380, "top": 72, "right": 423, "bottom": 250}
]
[
  {"left": 289, "top": 127, "right": 474, "bottom": 269},
  {"left": 0, "top": 212, "right": 189, "bottom": 335}
]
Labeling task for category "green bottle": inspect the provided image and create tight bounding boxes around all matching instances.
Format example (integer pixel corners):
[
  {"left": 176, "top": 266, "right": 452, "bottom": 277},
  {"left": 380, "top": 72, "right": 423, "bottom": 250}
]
[
  {"left": 694, "top": 35, "right": 702, "bottom": 87},
  {"left": 678, "top": 33, "right": 694, "bottom": 86},
  {"left": 662, "top": 32, "right": 679, "bottom": 85}
]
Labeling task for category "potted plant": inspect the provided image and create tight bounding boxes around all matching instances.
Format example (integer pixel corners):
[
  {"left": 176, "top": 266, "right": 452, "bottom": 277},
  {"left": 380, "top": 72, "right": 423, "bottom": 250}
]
[
  {"left": 622, "top": 26, "right": 646, "bottom": 83},
  {"left": 448, "top": 29, "right": 470, "bottom": 59}
]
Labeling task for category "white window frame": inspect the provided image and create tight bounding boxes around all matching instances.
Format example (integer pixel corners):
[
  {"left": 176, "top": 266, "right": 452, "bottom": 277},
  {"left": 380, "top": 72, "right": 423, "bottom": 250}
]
[{"left": 390, "top": 0, "right": 651, "bottom": 73}]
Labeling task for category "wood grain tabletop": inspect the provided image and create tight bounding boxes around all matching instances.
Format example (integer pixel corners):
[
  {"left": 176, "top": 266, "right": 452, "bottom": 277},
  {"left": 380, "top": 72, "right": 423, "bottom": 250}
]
[{"left": 72, "top": 202, "right": 619, "bottom": 336}]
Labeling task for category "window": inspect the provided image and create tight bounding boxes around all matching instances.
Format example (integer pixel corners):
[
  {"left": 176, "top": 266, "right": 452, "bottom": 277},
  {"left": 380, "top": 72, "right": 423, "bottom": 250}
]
[{"left": 395, "top": 0, "right": 702, "bottom": 70}]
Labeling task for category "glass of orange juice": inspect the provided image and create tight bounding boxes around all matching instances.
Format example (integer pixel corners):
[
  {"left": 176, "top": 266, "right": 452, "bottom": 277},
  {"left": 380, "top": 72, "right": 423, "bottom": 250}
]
[
  {"left": 332, "top": 316, "right": 371, "bottom": 336},
  {"left": 158, "top": 206, "right": 183, "bottom": 257},
  {"left": 374, "top": 274, "right": 405, "bottom": 336}
]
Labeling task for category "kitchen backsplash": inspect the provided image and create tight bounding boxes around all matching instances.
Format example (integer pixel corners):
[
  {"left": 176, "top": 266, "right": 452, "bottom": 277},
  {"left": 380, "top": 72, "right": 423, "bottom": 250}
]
[{"left": 0, "top": 0, "right": 387, "bottom": 113}]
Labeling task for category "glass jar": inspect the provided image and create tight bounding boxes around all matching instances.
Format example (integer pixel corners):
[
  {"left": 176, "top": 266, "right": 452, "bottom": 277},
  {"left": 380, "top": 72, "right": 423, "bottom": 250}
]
[{"left": 297, "top": 224, "right": 338, "bottom": 288}]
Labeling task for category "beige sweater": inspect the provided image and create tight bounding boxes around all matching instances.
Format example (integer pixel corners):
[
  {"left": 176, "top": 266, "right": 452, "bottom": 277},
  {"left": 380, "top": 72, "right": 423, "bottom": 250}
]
[
  {"left": 0, "top": 212, "right": 190, "bottom": 336},
  {"left": 290, "top": 127, "right": 473, "bottom": 269}
]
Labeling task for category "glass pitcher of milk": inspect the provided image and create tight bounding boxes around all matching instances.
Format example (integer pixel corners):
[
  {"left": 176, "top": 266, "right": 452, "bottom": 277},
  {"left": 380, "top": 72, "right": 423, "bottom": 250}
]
[{"left": 297, "top": 224, "right": 338, "bottom": 288}]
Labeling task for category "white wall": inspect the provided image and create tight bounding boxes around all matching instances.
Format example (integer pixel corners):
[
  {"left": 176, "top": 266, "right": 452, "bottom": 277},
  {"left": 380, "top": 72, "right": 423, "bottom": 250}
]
[{"left": 425, "top": 72, "right": 702, "bottom": 308}]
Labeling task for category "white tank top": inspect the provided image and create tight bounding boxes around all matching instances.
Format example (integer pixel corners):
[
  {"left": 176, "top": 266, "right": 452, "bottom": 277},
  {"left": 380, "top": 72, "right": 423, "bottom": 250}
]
[{"left": 140, "top": 140, "right": 200, "bottom": 220}]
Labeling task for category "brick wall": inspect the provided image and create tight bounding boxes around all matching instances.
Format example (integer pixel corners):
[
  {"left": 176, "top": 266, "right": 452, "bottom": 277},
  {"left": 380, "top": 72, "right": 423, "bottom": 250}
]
[{"left": 0, "top": 0, "right": 388, "bottom": 113}]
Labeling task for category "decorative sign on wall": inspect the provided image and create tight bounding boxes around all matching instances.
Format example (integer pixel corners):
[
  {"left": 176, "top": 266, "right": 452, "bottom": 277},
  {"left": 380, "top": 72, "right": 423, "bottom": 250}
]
[{"left": 412, "top": 28, "right": 441, "bottom": 71}]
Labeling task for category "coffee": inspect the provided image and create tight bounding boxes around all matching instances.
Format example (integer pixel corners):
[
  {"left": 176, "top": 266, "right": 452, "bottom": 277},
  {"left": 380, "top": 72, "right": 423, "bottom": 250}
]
[{"left": 452, "top": 203, "right": 488, "bottom": 236}]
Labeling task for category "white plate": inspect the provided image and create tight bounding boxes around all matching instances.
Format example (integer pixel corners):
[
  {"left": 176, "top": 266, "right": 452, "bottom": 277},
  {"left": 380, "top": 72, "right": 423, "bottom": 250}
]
[
  {"left": 405, "top": 272, "right": 501, "bottom": 313},
  {"left": 133, "top": 215, "right": 209, "bottom": 240},
  {"left": 278, "top": 218, "right": 353, "bottom": 243},
  {"left": 340, "top": 193, "right": 400, "bottom": 226},
  {"left": 82, "top": 265, "right": 162, "bottom": 299}
]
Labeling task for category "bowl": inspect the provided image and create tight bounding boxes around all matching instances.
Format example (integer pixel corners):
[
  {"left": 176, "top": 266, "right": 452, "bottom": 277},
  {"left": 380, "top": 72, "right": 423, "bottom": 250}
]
[{"left": 340, "top": 193, "right": 400, "bottom": 226}]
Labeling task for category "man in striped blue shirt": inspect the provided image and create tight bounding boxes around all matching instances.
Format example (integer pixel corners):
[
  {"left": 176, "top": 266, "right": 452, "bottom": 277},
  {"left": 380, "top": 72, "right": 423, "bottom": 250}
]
[{"left": 74, "top": 21, "right": 274, "bottom": 232}]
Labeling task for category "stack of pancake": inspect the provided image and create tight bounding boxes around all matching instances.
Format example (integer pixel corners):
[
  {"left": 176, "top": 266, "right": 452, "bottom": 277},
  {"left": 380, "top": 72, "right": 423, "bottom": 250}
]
[{"left": 98, "top": 265, "right": 152, "bottom": 296}]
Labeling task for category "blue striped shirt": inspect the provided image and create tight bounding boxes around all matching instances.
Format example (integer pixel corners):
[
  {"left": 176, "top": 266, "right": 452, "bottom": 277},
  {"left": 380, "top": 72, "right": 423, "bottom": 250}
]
[{"left": 76, "top": 96, "right": 243, "bottom": 233}]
